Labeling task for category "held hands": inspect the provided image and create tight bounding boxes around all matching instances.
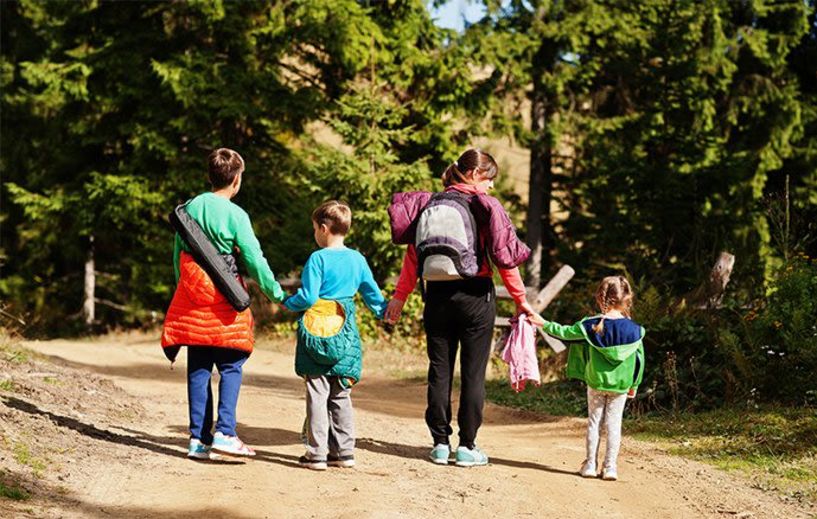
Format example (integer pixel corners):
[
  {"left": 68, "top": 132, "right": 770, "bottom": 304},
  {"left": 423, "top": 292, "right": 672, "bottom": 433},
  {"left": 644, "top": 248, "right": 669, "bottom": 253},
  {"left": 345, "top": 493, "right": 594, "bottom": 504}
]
[
  {"left": 517, "top": 301, "right": 545, "bottom": 327},
  {"left": 383, "top": 298, "right": 405, "bottom": 325}
]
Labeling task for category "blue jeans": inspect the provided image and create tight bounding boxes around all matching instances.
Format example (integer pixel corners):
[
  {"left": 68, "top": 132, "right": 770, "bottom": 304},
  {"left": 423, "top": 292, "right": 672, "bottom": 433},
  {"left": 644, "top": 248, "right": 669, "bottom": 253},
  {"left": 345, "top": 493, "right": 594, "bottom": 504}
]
[{"left": 187, "top": 347, "right": 249, "bottom": 444}]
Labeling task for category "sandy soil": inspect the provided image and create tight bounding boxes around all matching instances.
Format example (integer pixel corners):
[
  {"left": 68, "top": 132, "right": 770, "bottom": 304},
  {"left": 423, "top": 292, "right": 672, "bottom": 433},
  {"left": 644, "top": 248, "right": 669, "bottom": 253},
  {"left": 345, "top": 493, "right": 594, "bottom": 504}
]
[{"left": 1, "top": 335, "right": 813, "bottom": 519}]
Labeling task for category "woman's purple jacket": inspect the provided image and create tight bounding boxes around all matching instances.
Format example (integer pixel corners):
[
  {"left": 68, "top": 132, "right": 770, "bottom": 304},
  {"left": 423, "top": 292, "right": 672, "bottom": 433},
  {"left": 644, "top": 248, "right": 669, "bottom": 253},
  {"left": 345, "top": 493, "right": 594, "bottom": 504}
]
[{"left": 388, "top": 191, "right": 531, "bottom": 270}]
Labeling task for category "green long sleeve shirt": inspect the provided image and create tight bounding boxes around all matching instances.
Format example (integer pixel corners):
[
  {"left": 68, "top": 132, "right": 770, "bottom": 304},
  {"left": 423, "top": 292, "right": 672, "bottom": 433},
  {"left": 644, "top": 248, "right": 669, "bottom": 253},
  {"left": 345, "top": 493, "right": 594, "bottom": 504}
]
[{"left": 173, "top": 192, "right": 285, "bottom": 302}]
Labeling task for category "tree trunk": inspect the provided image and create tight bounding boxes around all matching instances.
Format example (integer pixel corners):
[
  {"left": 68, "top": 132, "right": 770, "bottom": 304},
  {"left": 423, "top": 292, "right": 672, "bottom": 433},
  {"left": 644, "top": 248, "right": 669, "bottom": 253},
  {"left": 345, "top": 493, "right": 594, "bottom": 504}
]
[
  {"left": 83, "top": 235, "right": 95, "bottom": 326},
  {"left": 524, "top": 40, "right": 558, "bottom": 288},
  {"left": 524, "top": 122, "right": 549, "bottom": 288}
]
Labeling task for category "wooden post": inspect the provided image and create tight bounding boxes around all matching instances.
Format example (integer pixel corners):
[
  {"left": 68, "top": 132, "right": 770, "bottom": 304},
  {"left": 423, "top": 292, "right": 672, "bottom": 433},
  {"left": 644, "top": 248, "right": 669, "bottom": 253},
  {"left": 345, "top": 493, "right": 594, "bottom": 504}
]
[
  {"left": 531, "top": 265, "right": 575, "bottom": 313},
  {"left": 530, "top": 265, "right": 575, "bottom": 353},
  {"left": 494, "top": 265, "right": 575, "bottom": 353},
  {"left": 83, "top": 235, "right": 95, "bottom": 326}
]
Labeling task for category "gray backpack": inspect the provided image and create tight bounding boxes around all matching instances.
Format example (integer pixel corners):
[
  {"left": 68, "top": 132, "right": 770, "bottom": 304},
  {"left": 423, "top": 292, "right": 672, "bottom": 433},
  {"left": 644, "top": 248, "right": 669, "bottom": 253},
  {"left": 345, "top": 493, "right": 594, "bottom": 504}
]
[{"left": 416, "top": 192, "right": 480, "bottom": 281}]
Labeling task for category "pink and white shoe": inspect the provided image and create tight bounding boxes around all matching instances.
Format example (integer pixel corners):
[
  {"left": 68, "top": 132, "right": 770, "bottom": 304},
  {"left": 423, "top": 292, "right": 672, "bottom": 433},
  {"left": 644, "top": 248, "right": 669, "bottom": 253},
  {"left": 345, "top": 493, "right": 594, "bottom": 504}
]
[{"left": 211, "top": 431, "right": 256, "bottom": 457}]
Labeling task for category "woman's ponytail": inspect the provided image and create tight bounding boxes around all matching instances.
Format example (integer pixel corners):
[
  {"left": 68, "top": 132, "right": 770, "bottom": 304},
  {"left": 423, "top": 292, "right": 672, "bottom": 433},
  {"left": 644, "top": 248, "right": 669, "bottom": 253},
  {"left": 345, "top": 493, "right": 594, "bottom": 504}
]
[
  {"left": 441, "top": 161, "right": 465, "bottom": 187},
  {"left": 441, "top": 149, "right": 498, "bottom": 187}
]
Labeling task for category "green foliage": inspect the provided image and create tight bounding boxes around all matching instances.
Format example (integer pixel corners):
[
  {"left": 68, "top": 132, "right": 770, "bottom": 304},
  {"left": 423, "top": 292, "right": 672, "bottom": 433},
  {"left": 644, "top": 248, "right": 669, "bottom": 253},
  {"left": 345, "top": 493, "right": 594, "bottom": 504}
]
[
  {"left": 355, "top": 282, "right": 425, "bottom": 346},
  {"left": 745, "top": 255, "right": 817, "bottom": 404},
  {"left": 485, "top": 379, "right": 587, "bottom": 417},
  {"left": 468, "top": 0, "right": 815, "bottom": 293},
  {"left": 295, "top": 84, "right": 436, "bottom": 278},
  {"left": 1, "top": 1, "right": 814, "bottom": 421},
  {"left": 0, "top": 0, "right": 466, "bottom": 333},
  {"left": 616, "top": 256, "right": 814, "bottom": 412},
  {"left": 0, "top": 476, "right": 31, "bottom": 501}
]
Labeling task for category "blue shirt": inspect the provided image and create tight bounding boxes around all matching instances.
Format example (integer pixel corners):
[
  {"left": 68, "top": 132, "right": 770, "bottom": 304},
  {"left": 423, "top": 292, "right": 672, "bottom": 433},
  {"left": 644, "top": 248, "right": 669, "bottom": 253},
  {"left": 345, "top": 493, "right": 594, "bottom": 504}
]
[{"left": 283, "top": 247, "right": 387, "bottom": 318}]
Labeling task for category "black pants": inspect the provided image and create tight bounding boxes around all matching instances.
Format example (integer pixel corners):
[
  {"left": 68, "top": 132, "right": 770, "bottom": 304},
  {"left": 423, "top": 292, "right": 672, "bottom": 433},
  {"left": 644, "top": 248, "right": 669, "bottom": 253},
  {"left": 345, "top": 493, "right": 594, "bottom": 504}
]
[{"left": 423, "top": 277, "right": 496, "bottom": 448}]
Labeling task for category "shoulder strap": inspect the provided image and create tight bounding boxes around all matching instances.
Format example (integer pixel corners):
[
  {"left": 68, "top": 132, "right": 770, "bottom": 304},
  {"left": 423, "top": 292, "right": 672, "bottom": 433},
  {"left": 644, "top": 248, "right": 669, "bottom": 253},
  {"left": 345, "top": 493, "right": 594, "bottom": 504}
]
[{"left": 169, "top": 203, "right": 251, "bottom": 312}]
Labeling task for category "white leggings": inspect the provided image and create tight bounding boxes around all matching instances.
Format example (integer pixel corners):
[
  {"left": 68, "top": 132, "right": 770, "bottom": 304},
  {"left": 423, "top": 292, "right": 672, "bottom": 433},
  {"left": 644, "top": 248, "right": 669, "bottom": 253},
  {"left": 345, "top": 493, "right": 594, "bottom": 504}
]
[{"left": 585, "top": 387, "right": 628, "bottom": 470}]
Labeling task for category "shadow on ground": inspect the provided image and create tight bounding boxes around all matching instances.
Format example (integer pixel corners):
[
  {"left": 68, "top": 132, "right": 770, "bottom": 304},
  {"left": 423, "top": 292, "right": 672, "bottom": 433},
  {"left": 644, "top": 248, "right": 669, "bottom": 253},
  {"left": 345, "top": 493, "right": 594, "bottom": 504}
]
[
  {"left": 356, "top": 437, "right": 578, "bottom": 476},
  {"left": 36, "top": 351, "right": 560, "bottom": 425}
]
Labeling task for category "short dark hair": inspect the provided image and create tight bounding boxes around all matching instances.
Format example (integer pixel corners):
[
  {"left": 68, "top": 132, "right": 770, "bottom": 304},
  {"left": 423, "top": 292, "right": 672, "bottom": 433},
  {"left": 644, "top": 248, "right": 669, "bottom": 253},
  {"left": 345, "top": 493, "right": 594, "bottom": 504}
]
[
  {"left": 208, "top": 148, "right": 245, "bottom": 189},
  {"left": 311, "top": 200, "right": 352, "bottom": 235}
]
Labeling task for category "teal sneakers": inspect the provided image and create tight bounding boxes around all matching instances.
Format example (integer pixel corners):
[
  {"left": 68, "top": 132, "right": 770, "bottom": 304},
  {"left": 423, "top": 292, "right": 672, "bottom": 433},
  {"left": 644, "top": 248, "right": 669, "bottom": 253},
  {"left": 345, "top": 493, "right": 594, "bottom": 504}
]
[
  {"left": 187, "top": 439, "right": 212, "bottom": 460},
  {"left": 429, "top": 443, "right": 451, "bottom": 465},
  {"left": 455, "top": 445, "right": 488, "bottom": 467}
]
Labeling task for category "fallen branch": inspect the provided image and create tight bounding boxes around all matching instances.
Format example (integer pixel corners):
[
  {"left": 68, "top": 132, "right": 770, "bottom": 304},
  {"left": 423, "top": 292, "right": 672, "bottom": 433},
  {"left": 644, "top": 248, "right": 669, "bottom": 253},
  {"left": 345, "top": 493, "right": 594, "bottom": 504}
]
[
  {"left": 94, "top": 298, "right": 129, "bottom": 312},
  {"left": 0, "top": 306, "right": 26, "bottom": 326},
  {"left": 531, "top": 265, "right": 576, "bottom": 313}
]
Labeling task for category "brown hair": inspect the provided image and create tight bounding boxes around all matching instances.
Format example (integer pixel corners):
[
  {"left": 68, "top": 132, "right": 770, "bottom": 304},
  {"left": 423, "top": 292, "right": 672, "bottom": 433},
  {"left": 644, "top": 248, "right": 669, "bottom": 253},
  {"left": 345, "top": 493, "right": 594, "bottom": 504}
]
[
  {"left": 441, "top": 148, "right": 499, "bottom": 187},
  {"left": 312, "top": 200, "right": 352, "bottom": 235},
  {"left": 208, "top": 148, "right": 245, "bottom": 189},
  {"left": 592, "top": 276, "right": 634, "bottom": 334}
]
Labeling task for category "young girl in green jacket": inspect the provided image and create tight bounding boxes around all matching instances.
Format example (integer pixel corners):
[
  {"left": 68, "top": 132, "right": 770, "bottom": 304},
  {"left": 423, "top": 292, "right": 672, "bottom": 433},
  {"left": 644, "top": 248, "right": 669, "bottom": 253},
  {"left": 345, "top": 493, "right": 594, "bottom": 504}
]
[{"left": 540, "top": 276, "right": 645, "bottom": 481}]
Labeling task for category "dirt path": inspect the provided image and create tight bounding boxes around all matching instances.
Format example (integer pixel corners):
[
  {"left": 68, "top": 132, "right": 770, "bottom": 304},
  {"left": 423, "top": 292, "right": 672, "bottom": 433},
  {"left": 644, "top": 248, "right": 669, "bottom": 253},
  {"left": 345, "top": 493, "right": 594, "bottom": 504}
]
[{"left": 8, "top": 336, "right": 812, "bottom": 519}]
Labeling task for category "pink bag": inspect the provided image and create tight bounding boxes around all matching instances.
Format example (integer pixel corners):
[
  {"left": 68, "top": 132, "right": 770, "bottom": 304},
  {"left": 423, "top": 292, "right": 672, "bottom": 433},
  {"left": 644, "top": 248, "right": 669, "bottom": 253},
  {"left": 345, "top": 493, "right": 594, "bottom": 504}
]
[{"left": 500, "top": 314, "right": 541, "bottom": 392}]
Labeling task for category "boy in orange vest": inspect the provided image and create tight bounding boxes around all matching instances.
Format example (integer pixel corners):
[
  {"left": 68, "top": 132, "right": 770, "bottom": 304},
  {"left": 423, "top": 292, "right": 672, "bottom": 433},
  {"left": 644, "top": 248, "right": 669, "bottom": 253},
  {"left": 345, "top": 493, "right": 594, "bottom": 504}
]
[{"left": 162, "top": 148, "right": 286, "bottom": 459}]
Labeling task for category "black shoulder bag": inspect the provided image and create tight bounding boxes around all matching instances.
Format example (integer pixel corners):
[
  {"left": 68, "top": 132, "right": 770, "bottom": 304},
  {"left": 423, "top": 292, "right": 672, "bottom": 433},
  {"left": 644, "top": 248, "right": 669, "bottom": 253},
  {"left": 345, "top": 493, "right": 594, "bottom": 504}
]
[{"left": 169, "top": 203, "right": 251, "bottom": 312}]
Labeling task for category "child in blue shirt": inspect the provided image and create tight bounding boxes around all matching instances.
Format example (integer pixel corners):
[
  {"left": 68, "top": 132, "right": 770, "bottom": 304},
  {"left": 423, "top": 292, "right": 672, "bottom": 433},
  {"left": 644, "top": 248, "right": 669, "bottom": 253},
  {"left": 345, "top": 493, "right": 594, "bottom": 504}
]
[{"left": 284, "top": 200, "right": 387, "bottom": 470}]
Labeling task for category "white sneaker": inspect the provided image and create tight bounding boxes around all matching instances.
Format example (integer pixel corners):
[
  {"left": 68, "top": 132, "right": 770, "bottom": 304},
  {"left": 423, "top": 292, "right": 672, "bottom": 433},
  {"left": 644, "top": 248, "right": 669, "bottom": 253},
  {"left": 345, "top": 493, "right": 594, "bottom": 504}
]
[
  {"left": 602, "top": 466, "right": 618, "bottom": 481},
  {"left": 328, "top": 454, "right": 356, "bottom": 468},
  {"left": 211, "top": 431, "right": 256, "bottom": 457},
  {"left": 299, "top": 455, "right": 328, "bottom": 471},
  {"left": 579, "top": 461, "right": 597, "bottom": 478},
  {"left": 187, "top": 439, "right": 211, "bottom": 460}
]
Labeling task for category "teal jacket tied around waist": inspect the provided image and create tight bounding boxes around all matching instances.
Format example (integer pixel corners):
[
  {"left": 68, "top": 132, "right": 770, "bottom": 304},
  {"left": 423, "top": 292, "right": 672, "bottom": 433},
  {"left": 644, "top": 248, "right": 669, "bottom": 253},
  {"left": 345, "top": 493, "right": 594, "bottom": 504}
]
[{"left": 294, "top": 297, "right": 362, "bottom": 385}]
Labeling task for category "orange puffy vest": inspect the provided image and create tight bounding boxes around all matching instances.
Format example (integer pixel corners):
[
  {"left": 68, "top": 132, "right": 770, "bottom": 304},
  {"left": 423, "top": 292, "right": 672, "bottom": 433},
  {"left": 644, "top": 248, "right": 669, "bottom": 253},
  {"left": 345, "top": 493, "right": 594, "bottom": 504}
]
[{"left": 161, "top": 252, "right": 254, "bottom": 353}]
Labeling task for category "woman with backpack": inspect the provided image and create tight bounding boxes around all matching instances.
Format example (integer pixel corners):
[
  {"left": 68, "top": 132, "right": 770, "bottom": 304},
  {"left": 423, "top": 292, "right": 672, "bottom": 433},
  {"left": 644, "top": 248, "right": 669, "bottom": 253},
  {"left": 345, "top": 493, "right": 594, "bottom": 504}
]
[{"left": 384, "top": 148, "right": 544, "bottom": 467}]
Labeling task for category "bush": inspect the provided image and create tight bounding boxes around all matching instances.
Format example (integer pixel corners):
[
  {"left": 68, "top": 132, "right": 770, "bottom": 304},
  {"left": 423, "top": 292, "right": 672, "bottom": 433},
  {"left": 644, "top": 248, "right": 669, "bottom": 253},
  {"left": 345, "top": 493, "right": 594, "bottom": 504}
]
[
  {"left": 746, "top": 255, "right": 817, "bottom": 405},
  {"left": 629, "top": 255, "right": 817, "bottom": 411},
  {"left": 635, "top": 292, "right": 732, "bottom": 412},
  {"left": 356, "top": 283, "right": 426, "bottom": 350}
]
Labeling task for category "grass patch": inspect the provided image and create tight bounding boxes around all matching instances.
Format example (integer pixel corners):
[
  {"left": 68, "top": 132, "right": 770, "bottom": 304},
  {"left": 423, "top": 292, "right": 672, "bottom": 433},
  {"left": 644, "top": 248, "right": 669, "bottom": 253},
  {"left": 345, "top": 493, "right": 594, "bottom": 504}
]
[
  {"left": 13, "top": 443, "right": 47, "bottom": 477},
  {"left": 485, "top": 379, "right": 586, "bottom": 417},
  {"left": 0, "top": 379, "right": 15, "bottom": 392},
  {"left": 0, "top": 333, "right": 31, "bottom": 364},
  {"left": 3, "top": 348, "right": 29, "bottom": 364},
  {"left": 0, "top": 480, "right": 30, "bottom": 501},
  {"left": 626, "top": 405, "right": 817, "bottom": 502}
]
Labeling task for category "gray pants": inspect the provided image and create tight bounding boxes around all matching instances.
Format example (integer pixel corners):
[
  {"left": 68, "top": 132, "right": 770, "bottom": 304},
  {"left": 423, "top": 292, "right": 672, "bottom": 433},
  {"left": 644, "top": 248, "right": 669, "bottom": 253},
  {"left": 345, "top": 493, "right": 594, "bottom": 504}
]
[
  {"left": 305, "top": 375, "right": 355, "bottom": 459},
  {"left": 586, "top": 387, "right": 628, "bottom": 470}
]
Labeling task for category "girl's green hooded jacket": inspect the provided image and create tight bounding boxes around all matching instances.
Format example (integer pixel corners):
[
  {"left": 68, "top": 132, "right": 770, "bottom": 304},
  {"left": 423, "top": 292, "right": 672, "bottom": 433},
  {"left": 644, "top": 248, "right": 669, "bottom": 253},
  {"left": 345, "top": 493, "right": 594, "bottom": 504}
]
[{"left": 542, "top": 317, "right": 645, "bottom": 394}]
